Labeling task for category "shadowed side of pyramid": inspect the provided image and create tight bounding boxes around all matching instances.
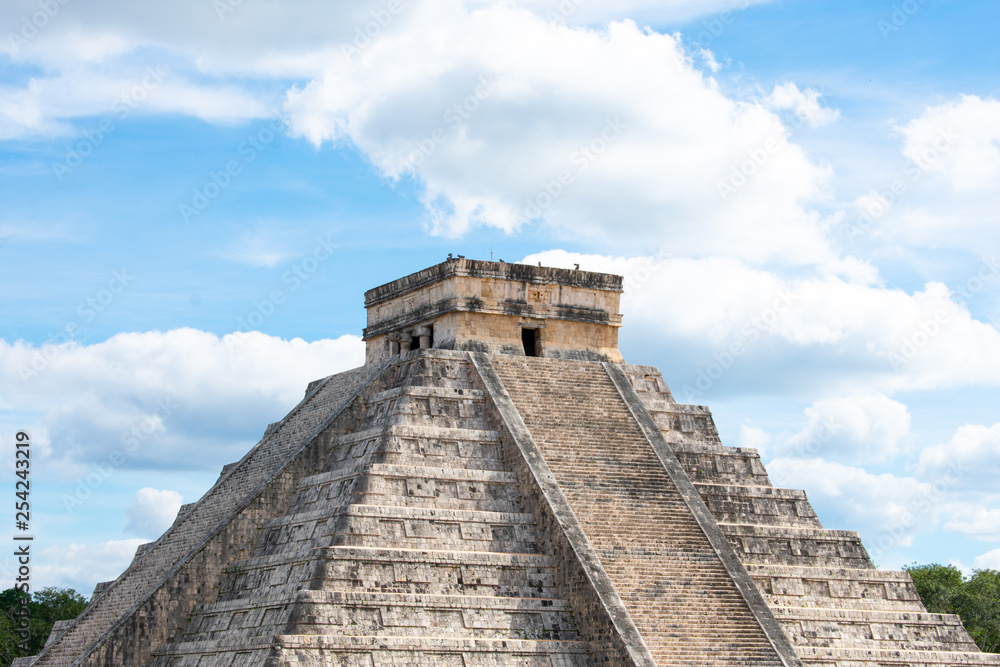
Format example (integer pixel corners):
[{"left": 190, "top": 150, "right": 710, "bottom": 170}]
[{"left": 148, "top": 352, "right": 605, "bottom": 665}]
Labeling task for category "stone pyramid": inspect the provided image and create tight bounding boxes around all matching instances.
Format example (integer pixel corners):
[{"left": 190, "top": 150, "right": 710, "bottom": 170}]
[{"left": 25, "top": 258, "right": 1000, "bottom": 666}]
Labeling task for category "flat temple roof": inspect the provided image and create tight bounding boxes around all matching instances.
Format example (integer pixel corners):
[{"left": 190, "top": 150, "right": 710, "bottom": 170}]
[{"left": 364, "top": 258, "right": 624, "bottom": 308}]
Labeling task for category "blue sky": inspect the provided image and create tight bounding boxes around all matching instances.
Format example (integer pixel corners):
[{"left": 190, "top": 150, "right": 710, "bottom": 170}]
[{"left": 2, "top": 0, "right": 1000, "bottom": 594}]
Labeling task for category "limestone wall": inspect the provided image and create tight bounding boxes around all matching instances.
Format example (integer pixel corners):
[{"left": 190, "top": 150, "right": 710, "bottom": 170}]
[
  {"left": 32, "top": 364, "right": 381, "bottom": 666},
  {"left": 363, "top": 258, "right": 623, "bottom": 364}
]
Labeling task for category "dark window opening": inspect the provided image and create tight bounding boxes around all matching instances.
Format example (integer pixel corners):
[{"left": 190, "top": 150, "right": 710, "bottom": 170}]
[{"left": 521, "top": 328, "right": 539, "bottom": 357}]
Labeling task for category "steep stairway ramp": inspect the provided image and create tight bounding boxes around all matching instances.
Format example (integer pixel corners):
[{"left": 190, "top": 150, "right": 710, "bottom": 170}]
[{"left": 484, "top": 355, "right": 799, "bottom": 667}]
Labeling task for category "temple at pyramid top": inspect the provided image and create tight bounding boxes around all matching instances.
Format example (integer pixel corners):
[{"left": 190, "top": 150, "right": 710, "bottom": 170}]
[{"left": 363, "top": 255, "right": 625, "bottom": 364}]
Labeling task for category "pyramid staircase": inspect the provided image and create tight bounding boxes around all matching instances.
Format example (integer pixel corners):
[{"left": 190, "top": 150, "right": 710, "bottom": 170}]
[
  {"left": 488, "top": 355, "right": 789, "bottom": 667},
  {"left": 625, "top": 364, "right": 1000, "bottom": 667}
]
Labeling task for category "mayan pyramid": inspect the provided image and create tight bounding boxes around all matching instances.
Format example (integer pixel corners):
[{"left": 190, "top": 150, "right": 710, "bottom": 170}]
[{"left": 24, "top": 257, "right": 1000, "bottom": 666}]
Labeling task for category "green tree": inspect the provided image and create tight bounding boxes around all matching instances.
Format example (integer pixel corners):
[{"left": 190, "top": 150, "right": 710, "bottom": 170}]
[
  {"left": 0, "top": 587, "right": 87, "bottom": 666},
  {"left": 953, "top": 569, "right": 1000, "bottom": 653},
  {"left": 907, "top": 563, "right": 965, "bottom": 613},
  {"left": 907, "top": 563, "right": 1000, "bottom": 654}
]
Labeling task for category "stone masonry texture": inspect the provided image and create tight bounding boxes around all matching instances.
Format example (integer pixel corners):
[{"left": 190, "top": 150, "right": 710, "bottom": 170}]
[{"left": 30, "top": 260, "right": 1000, "bottom": 666}]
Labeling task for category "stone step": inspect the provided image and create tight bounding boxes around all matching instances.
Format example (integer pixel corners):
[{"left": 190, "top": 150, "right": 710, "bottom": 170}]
[
  {"left": 181, "top": 590, "right": 582, "bottom": 643},
  {"left": 649, "top": 406, "right": 721, "bottom": 438},
  {"left": 622, "top": 364, "right": 675, "bottom": 402},
  {"left": 331, "top": 424, "right": 505, "bottom": 471},
  {"left": 392, "top": 353, "right": 481, "bottom": 389},
  {"left": 155, "top": 635, "right": 596, "bottom": 666},
  {"left": 268, "top": 503, "right": 540, "bottom": 530},
  {"left": 720, "top": 523, "right": 873, "bottom": 569},
  {"left": 676, "top": 448, "right": 772, "bottom": 486},
  {"left": 257, "top": 506, "right": 544, "bottom": 556},
  {"left": 748, "top": 564, "right": 924, "bottom": 611},
  {"left": 770, "top": 606, "right": 980, "bottom": 652},
  {"left": 360, "top": 387, "right": 488, "bottom": 430},
  {"left": 221, "top": 546, "right": 561, "bottom": 601},
  {"left": 366, "top": 385, "right": 487, "bottom": 404},
  {"left": 695, "top": 483, "right": 822, "bottom": 528},
  {"left": 291, "top": 463, "right": 524, "bottom": 514},
  {"left": 335, "top": 424, "right": 499, "bottom": 448},
  {"left": 795, "top": 645, "right": 1000, "bottom": 666}
]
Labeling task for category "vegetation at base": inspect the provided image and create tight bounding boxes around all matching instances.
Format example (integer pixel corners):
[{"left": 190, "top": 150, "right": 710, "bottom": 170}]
[
  {"left": 0, "top": 587, "right": 88, "bottom": 666},
  {"left": 907, "top": 564, "right": 1000, "bottom": 653}
]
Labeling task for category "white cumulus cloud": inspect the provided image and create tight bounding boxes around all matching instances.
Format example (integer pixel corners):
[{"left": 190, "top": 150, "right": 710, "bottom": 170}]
[
  {"left": 870, "top": 96, "right": 1000, "bottom": 254},
  {"left": 778, "top": 394, "right": 911, "bottom": 465},
  {"left": 944, "top": 506, "right": 1000, "bottom": 542},
  {"left": 522, "top": 250, "right": 1000, "bottom": 396},
  {"left": 766, "top": 82, "right": 840, "bottom": 127},
  {"left": 0, "top": 329, "right": 365, "bottom": 476},
  {"left": 917, "top": 423, "right": 1000, "bottom": 490},
  {"left": 34, "top": 539, "right": 148, "bottom": 594},
  {"left": 736, "top": 422, "right": 771, "bottom": 456},
  {"left": 974, "top": 548, "right": 1000, "bottom": 570},
  {"left": 125, "top": 488, "right": 184, "bottom": 539},
  {"left": 284, "top": 3, "right": 833, "bottom": 263},
  {"left": 899, "top": 95, "right": 1000, "bottom": 195},
  {"left": 765, "top": 457, "right": 935, "bottom": 562}
]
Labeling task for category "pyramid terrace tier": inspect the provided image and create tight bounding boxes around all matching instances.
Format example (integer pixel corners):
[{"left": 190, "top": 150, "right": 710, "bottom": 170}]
[
  {"left": 153, "top": 635, "right": 597, "bottom": 667},
  {"left": 219, "top": 547, "right": 564, "bottom": 600},
  {"left": 694, "top": 483, "right": 822, "bottom": 528},
  {"left": 746, "top": 564, "right": 927, "bottom": 611},
  {"left": 721, "top": 524, "right": 874, "bottom": 569},
  {"left": 176, "top": 590, "right": 585, "bottom": 643},
  {"left": 770, "top": 606, "right": 982, "bottom": 653},
  {"left": 257, "top": 503, "right": 546, "bottom": 555}
]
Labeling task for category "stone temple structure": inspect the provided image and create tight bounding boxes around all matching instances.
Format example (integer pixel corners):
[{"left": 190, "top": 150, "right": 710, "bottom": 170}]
[{"left": 25, "top": 257, "right": 1000, "bottom": 666}]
